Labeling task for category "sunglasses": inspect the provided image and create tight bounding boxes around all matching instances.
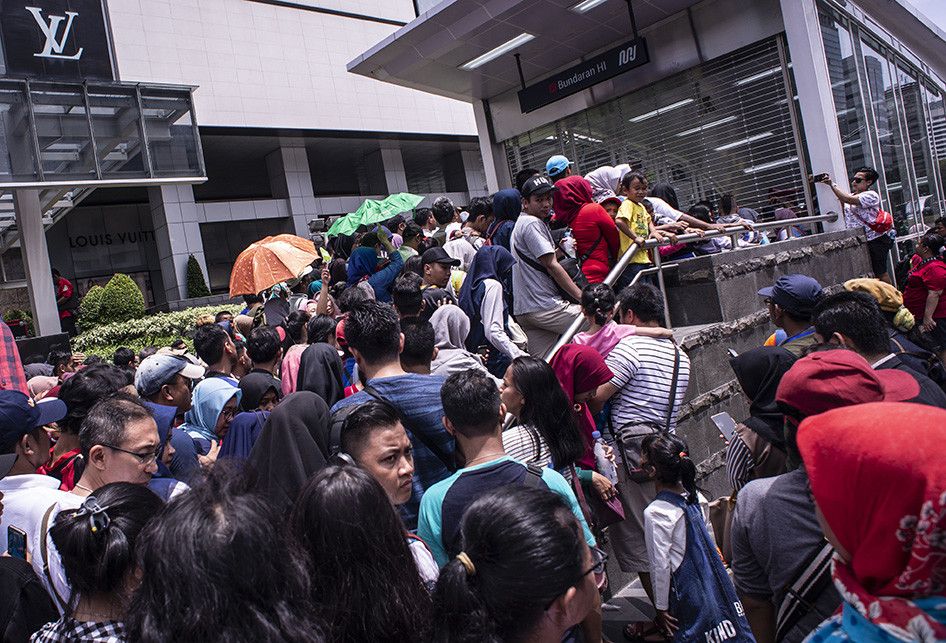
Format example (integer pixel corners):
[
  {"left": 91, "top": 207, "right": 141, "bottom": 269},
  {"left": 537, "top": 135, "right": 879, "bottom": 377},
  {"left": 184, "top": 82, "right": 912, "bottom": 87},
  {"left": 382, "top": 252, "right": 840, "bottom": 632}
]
[{"left": 851, "top": 177, "right": 866, "bottom": 184}]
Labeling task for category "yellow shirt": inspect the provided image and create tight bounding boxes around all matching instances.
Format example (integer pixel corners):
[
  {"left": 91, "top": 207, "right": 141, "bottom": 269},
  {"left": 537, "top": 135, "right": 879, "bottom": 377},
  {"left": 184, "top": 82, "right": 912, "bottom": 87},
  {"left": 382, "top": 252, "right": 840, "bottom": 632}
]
[{"left": 616, "top": 200, "right": 651, "bottom": 264}]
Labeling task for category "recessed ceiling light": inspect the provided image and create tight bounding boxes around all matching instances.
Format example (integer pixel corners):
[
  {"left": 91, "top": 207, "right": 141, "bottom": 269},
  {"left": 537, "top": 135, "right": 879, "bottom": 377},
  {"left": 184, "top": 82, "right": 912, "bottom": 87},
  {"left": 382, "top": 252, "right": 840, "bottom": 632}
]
[
  {"left": 459, "top": 33, "right": 536, "bottom": 71},
  {"left": 628, "top": 99, "right": 694, "bottom": 122},
  {"left": 714, "top": 132, "right": 773, "bottom": 151},
  {"left": 675, "top": 116, "right": 737, "bottom": 137},
  {"left": 571, "top": 0, "right": 609, "bottom": 13}
]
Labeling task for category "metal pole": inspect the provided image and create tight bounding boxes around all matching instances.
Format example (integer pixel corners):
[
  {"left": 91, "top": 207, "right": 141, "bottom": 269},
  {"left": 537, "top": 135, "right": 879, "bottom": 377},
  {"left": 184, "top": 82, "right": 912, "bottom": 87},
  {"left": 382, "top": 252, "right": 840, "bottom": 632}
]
[
  {"left": 652, "top": 246, "right": 672, "bottom": 329},
  {"left": 541, "top": 213, "right": 838, "bottom": 360}
]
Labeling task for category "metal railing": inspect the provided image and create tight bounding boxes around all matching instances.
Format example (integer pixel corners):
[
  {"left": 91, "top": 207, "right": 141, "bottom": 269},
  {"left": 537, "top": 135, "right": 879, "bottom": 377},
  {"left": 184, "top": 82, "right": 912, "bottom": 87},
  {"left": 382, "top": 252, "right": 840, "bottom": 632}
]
[{"left": 543, "top": 212, "right": 840, "bottom": 360}]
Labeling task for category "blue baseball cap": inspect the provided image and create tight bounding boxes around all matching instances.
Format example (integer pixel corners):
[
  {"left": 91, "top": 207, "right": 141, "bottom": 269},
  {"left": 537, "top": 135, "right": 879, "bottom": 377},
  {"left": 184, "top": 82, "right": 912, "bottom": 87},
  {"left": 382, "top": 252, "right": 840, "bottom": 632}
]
[
  {"left": 546, "top": 155, "right": 572, "bottom": 177},
  {"left": 0, "top": 390, "right": 67, "bottom": 451},
  {"left": 758, "top": 275, "right": 823, "bottom": 317}
]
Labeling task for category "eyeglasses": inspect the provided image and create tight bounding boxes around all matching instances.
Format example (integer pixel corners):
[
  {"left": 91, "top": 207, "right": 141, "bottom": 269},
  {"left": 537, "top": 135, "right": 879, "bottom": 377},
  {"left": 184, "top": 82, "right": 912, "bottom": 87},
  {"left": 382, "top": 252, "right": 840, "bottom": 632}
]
[
  {"left": 543, "top": 548, "right": 609, "bottom": 611},
  {"left": 584, "top": 547, "right": 609, "bottom": 577},
  {"left": 102, "top": 443, "right": 161, "bottom": 465},
  {"left": 220, "top": 406, "right": 237, "bottom": 420}
]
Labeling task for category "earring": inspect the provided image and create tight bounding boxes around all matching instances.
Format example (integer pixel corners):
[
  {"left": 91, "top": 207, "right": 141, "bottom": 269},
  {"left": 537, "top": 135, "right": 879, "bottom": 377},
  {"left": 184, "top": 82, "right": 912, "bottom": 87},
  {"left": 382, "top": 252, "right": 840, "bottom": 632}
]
[{"left": 573, "top": 403, "right": 583, "bottom": 413}]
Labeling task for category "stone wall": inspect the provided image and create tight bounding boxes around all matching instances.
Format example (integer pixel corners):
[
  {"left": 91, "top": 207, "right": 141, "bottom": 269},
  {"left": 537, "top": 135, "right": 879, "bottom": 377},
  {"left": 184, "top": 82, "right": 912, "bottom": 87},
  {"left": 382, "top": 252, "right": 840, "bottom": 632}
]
[{"left": 668, "top": 228, "right": 873, "bottom": 497}]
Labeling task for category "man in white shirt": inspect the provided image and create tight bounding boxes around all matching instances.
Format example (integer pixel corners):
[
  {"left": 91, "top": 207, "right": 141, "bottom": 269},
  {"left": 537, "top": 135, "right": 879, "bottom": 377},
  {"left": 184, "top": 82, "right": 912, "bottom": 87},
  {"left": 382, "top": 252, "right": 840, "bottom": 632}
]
[
  {"left": 819, "top": 166, "right": 893, "bottom": 282},
  {"left": 0, "top": 390, "right": 78, "bottom": 610},
  {"left": 510, "top": 175, "right": 583, "bottom": 358}
]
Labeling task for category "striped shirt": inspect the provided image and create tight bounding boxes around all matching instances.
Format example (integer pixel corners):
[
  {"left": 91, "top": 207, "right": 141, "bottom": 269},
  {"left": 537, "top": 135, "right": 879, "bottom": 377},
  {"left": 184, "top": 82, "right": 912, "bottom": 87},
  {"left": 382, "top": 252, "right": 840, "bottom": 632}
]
[
  {"left": 501, "top": 424, "right": 573, "bottom": 483},
  {"left": 605, "top": 336, "right": 690, "bottom": 432}
]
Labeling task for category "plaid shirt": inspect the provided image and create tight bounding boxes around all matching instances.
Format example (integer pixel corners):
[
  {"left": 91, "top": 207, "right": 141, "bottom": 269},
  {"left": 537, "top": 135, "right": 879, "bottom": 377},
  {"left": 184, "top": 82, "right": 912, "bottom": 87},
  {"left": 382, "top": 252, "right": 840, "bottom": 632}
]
[
  {"left": 331, "top": 373, "right": 455, "bottom": 531},
  {"left": 0, "top": 320, "right": 28, "bottom": 396},
  {"left": 31, "top": 618, "right": 126, "bottom": 642}
]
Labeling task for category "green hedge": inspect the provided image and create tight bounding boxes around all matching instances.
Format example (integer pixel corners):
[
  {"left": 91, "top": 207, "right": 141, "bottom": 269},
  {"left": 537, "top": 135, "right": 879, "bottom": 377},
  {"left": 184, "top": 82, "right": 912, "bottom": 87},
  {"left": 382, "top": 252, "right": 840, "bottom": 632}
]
[
  {"left": 98, "top": 274, "right": 145, "bottom": 325},
  {"left": 77, "top": 284, "right": 104, "bottom": 332},
  {"left": 73, "top": 303, "right": 237, "bottom": 357}
]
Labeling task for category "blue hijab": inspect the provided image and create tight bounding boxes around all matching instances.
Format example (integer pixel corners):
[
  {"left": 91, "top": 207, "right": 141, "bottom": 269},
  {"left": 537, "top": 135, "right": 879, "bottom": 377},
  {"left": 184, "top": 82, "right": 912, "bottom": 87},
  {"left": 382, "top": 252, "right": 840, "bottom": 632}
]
[
  {"left": 459, "top": 246, "right": 516, "bottom": 342},
  {"left": 180, "top": 378, "right": 241, "bottom": 443},
  {"left": 347, "top": 247, "right": 379, "bottom": 285},
  {"left": 142, "top": 401, "right": 178, "bottom": 479},
  {"left": 219, "top": 410, "right": 269, "bottom": 462},
  {"left": 492, "top": 189, "right": 521, "bottom": 221}
]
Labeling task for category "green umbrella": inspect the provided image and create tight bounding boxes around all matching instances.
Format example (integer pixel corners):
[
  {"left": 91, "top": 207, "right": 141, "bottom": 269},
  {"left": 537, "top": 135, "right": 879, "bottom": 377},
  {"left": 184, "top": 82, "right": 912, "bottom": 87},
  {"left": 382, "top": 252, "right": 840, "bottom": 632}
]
[{"left": 326, "top": 193, "right": 425, "bottom": 237}]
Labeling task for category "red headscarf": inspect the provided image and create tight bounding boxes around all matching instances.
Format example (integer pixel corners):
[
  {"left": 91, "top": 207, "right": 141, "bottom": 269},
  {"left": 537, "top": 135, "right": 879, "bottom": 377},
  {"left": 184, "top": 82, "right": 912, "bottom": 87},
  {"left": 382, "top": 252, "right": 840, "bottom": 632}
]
[
  {"left": 552, "top": 176, "right": 594, "bottom": 228},
  {"left": 549, "top": 344, "right": 614, "bottom": 469},
  {"left": 798, "top": 402, "right": 946, "bottom": 640}
]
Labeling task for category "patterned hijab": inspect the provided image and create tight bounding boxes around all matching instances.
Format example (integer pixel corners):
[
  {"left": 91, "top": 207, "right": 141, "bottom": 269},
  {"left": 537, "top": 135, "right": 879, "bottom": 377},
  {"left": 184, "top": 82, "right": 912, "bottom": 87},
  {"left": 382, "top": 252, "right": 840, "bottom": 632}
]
[{"left": 799, "top": 402, "right": 946, "bottom": 641}]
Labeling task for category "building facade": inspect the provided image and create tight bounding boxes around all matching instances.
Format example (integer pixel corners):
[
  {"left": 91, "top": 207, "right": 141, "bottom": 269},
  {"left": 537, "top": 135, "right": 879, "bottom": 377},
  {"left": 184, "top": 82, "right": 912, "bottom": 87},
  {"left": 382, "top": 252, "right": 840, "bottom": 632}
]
[
  {"left": 350, "top": 0, "right": 946, "bottom": 269},
  {"left": 1, "top": 0, "right": 484, "bottom": 311}
]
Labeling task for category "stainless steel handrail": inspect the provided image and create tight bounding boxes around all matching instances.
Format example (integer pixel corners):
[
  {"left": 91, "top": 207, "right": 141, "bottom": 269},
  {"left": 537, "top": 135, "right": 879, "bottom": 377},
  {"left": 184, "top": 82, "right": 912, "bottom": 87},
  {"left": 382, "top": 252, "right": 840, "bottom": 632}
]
[{"left": 543, "top": 212, "right": 839, "bottom": 360}]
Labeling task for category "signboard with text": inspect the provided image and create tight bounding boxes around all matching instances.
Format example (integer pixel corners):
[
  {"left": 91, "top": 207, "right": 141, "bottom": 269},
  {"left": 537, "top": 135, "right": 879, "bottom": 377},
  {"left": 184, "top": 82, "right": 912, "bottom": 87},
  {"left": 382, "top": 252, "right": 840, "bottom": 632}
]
[
  {"left": 0, "top": 0, "right": 115, "bottom": 81},
  {"left": 518, "top": 37, "right": 649, "bottom": 113}
]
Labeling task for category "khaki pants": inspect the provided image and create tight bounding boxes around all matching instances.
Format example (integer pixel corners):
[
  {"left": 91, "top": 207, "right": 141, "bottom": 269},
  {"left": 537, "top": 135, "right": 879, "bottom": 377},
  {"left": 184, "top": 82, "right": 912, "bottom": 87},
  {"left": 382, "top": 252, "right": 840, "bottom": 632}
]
[{"left": 516, "top": 301, "right": 584, "bottom": 358}]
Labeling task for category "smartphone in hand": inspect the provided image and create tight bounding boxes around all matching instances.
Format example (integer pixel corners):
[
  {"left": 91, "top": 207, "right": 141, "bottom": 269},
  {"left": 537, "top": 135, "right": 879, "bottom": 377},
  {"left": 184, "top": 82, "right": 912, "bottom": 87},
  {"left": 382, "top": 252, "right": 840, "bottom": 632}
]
[
  {"left": 711, "top": 412, "right": 738, "bottom": 442},
  {"left": 7, "top": 526, "right": 27, "bottom": 560},
  {"left": 809, "top": 173, "right": 830, "bottom": 184}
]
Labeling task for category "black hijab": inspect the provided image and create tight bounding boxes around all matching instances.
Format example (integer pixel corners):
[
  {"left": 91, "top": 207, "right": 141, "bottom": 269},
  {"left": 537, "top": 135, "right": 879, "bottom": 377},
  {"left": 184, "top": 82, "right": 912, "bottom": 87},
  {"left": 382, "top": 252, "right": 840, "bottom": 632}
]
[
  {"left": 238, "top": 371, "right": 280, "bottom": 411},
  {"left": 246, "top": 392, "right": 331, "bottom": 510},
  {"left": 729, "top": 346, "right": 796, "bottom": 449},
  {"left": 296, "top": 343, "right": 344, "bottom": 408}
]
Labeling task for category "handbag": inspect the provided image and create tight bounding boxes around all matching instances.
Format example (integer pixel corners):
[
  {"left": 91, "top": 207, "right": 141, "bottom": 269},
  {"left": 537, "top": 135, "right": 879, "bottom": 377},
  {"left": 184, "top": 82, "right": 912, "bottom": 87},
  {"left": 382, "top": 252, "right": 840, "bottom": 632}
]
[
  {"left": 614, "top": 345, "right": 681, "bottom": 483},
  {"left": 708, "top": 493, "right": 737, "bottom": 565}
]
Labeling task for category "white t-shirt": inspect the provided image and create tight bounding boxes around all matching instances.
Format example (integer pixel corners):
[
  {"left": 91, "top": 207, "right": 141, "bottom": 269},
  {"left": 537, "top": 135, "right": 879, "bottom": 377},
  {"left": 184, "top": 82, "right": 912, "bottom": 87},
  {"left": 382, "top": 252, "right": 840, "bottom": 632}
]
[
  {"left": 647, "top": 197, "right": 686, "bottom": 226},
  {"left": 443, "top": 236, "right": 478, "bottom": 272},
  {"left": 842, "top": 190, "right": 886, "bottom": 241},
  {"left": 510, "top": 213, "right": 563, "bottom": 316},
  {"left": 0, "top": 474, "right": 81, "bottom": 612},
  {"left": 605, "top": 336, "right": 690, "bottom": 432},
  {"left": 644, "top": 492, "right": 714, "bottom": 610}
]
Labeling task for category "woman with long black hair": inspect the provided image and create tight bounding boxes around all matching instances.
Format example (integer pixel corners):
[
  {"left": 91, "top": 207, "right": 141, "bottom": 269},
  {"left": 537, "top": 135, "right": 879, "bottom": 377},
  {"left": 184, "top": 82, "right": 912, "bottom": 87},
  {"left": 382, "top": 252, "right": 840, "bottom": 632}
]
[
  {"left": 500, "top": 356, "right": 616, "bottom": 505},
  {"left": 31, "top": 483, "right": 162, "bottom": 642},
  {"left": 433, "top": 485, "right": 601, "bottom": 643},
  {"left": 292, "top": 465, "right": 432, "bottom": 642},
  {"left": 126, "top": 466, "right": 323, "bottom": 643}
]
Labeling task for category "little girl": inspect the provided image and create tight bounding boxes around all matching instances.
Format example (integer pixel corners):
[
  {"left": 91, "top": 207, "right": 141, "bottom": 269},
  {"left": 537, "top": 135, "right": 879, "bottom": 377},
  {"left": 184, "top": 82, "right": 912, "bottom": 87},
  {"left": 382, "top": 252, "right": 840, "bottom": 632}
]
[
  {"left": 641, "top": 434, "right": 754, "bottom": 642},
  {"left": 572, "top": 283, "right": 671, "bottom": 359}
]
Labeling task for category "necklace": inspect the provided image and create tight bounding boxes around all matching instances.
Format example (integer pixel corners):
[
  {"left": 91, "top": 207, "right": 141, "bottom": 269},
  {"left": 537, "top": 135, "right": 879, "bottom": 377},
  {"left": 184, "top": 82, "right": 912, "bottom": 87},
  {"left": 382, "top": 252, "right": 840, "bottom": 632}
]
[
  {"left": 74, "top": 483, "right": 94, "bottom": 494},
  {"left": 464, "top": 452, "right": 506, "bottom": 467}
]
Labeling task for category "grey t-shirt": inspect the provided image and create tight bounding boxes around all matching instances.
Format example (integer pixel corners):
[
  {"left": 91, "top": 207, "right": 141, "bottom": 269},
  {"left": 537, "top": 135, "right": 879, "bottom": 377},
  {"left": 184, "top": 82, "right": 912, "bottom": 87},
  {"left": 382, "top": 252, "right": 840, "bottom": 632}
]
[
  {"left": 730, "top": 468, "right": 841, "bottom": 643},
  {"left": 510, "top": 213, "right": 564, "bottom": 315}
]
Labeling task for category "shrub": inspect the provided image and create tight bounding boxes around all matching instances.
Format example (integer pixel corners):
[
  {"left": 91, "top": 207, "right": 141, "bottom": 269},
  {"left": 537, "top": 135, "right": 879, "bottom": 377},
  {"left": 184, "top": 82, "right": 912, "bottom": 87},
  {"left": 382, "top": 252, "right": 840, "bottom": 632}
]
[
  {"left": 98, "top": 274, "right": 145, "bottom": 325},
  {"left": 77, "top": 284, "right": 104, "bottom": 331},
  {"left": 73, "top": 303, "right": 236, "bottom": 357},
  {"left": 186, "top": 255, "right": 211, "bottom": 298},
  {"left": 3, "top": 309, "right": 33, "bottom": 337}
]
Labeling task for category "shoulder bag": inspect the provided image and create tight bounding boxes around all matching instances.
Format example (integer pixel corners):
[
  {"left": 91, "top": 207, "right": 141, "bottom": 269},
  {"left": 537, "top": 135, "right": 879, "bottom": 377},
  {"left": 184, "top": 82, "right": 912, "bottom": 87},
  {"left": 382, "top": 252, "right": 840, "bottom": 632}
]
[{"left": 614, "top": 344, "right": 681, "bottom": 484}]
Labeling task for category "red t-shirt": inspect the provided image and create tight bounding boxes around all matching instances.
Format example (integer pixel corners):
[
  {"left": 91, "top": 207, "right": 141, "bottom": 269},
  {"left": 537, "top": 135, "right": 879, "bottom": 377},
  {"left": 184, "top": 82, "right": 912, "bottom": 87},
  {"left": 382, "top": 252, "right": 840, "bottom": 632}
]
[
  {"left": 904, "top": 259, "right": 946, "bottom": 320},
  {"left": 571, "top": 203, "right": 620, "bottom": 284},
  {"left": 55, "top": 277, "right": 74, "bottom": 319},
  {"left": 37, "top": 448, "right": 83, "bottom": 491}
]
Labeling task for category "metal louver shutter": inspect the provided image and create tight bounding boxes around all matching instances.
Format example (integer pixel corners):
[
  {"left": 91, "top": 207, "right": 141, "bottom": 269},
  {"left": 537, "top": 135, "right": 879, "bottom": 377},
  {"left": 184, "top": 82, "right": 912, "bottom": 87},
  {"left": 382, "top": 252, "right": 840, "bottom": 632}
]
[{"left": 504, "top": 37, "right": 810, "bottom": 219}]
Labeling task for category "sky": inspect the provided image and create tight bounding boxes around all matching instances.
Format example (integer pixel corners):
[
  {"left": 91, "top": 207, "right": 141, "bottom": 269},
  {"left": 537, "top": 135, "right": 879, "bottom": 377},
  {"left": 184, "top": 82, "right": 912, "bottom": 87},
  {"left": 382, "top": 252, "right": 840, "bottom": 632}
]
[{"left": 911, "top": 0, "right": 946, "bottom": 33}]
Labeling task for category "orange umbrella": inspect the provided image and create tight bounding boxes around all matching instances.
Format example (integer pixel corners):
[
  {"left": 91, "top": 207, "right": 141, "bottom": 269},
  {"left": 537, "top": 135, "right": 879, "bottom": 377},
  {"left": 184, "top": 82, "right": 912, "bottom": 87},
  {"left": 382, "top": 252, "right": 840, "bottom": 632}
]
[{"left": 229, "top": 234, "right": 319, "bottom": 297}]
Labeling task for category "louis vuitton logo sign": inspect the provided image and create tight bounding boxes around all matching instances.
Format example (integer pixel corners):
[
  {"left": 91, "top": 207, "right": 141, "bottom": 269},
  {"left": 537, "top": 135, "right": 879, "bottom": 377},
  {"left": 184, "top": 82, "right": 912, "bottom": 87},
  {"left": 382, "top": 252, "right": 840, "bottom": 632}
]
[{"left": 25, "top": 6, "right": 83, "bottom": 60}]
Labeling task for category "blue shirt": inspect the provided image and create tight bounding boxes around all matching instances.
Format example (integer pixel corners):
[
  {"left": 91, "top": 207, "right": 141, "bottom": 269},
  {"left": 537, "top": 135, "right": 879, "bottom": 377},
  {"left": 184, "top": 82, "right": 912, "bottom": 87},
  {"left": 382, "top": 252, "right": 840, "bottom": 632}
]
[
  {"left": 417, "top": 455, "right": 596, "bottom": 567},
  {"left": 331, "top": 373, "right": 455, "bottom": 530}
]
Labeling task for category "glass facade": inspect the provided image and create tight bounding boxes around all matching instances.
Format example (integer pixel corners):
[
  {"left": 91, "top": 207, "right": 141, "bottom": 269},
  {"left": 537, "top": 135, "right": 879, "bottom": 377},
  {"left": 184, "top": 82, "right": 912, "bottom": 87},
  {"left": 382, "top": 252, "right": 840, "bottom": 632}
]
[
  {"left": 503, "top": 38, "right": 812, "bottom": 221},
  {"left": 819, "top": 2, "right": 946, "bottom": 250}
]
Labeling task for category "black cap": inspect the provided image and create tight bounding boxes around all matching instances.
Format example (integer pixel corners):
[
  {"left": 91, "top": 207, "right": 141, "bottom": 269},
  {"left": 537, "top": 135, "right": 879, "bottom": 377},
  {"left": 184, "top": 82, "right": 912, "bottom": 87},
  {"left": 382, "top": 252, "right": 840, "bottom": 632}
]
[
  {"left": 421, "top": 247, "right": 461, "bottom": 267},
  {"left": 521, "top": 175, "right": 556, "bottom": 198},
  {"left": 758, "top": 275, "right": 824, "bottom": 317}
]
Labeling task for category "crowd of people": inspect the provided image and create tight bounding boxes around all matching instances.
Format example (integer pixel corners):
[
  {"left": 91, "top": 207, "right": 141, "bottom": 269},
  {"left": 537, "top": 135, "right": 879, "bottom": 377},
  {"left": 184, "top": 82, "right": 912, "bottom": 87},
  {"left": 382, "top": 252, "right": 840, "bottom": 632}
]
[{"left": 1, "top": 157, "right": 945, "bottom": 643}]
